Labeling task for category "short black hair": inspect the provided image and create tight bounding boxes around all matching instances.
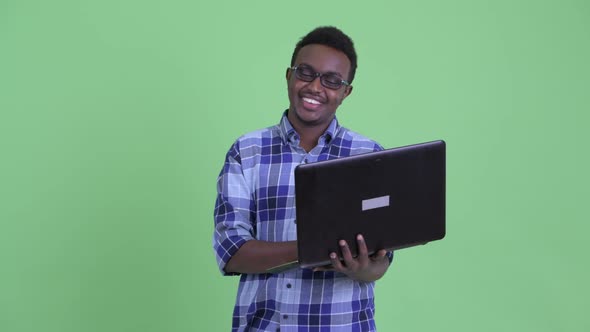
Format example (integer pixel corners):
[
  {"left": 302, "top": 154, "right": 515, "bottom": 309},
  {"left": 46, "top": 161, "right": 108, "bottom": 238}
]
[{"left": 290, "top": 26, "right": 358, "bottom": 83}]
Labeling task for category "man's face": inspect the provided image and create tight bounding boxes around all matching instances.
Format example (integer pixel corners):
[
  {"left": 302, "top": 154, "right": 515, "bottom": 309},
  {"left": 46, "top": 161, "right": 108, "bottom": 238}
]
[{"left": 287, "top": 44, "right": 352, "bottom": 130}]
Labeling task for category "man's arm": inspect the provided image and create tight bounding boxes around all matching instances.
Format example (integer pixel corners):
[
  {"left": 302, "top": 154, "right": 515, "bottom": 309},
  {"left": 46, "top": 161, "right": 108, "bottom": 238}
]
[
  {"left": 214, "top": 142, "right": 299, "bottom": 275},
  {"left": 213, "top": 141, "right": 258, "bottom": 276},
  {"left": 224, "top": 240, "right": 297, "bottom": 274}
]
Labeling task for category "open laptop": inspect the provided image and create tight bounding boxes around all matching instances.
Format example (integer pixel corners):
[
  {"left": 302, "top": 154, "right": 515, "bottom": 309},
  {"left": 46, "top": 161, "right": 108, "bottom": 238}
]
[{"left": 267, "top": 140, "right": 446, "bottom": 272}]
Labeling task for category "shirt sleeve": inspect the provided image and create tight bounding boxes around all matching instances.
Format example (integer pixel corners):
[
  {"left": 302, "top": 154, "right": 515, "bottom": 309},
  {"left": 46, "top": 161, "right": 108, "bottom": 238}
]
[
  {"left": 213, "top": 141, "right": 256, "bottom": 276},
  {"left": 373, "top": 142, "right": 384, "bottom": 152},
  {"left": 386, "top": 250, "right": 394, "bottom": 264}
]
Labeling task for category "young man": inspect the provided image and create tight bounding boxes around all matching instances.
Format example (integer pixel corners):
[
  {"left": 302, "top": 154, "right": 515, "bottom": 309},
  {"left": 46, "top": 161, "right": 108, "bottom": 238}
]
[{"left": 213, "top": 26, "right": 393, "bottom": 331}]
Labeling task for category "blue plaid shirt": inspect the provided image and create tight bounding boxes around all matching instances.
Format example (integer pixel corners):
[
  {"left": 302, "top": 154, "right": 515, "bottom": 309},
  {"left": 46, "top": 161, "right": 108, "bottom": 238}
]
[{"left": 214, "top": 111, "right": 390, "bottom": 331}]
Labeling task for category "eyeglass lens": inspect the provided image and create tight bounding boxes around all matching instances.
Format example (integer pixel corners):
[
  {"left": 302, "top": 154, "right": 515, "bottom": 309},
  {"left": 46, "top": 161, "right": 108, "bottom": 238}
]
[{"left": 294, "top": 65, "right": 346, "bottom": 89}]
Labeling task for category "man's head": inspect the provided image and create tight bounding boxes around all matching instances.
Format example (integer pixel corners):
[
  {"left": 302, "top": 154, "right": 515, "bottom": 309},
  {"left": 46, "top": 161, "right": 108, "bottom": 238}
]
[
  {"left": 290, "top": 26, "right": 358, "bottom": 83},
  {"left": 286, "top": 26, "right": 357, "bottom": 131}
]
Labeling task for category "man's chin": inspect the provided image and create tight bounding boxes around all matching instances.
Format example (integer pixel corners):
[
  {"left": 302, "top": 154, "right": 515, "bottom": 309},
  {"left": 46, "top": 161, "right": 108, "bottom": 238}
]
[{"left": 294, "top": 108, "right": 323, "bottom": 125}]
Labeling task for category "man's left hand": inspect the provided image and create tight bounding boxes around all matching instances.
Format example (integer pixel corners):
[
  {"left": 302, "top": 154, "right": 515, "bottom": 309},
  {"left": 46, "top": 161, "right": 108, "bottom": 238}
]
[{"left": 314, "top": 234, "right": 390, "bottom": 282}]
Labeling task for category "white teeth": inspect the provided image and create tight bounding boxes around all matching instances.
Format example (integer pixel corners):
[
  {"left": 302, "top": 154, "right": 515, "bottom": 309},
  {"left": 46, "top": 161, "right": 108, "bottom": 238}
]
[{"left": 303, "top": 97, "right": 321, "bottom": 105}]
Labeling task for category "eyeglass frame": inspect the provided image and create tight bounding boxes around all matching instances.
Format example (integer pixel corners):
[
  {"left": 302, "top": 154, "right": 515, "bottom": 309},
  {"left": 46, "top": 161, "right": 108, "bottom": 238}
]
[{"left": 289, "top": 64, "right": 351, "bottom": 90}]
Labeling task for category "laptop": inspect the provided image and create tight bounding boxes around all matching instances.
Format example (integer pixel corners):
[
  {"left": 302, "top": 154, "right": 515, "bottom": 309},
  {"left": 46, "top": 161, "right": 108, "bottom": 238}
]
[{"left": 267, "top": 140, "right": 446, "bottom": 272}]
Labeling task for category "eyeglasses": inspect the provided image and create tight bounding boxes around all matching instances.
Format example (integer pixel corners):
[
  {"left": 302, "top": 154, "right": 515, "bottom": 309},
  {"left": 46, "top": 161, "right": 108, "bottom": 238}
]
[{"left": 290, "top": 64, "right": 350, "bottom": 90}]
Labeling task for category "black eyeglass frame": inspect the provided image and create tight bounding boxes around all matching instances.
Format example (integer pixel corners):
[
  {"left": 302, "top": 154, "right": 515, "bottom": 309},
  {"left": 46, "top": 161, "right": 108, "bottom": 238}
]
[{"left": 289, "top": 65, "right": 350, "bottom": 90}]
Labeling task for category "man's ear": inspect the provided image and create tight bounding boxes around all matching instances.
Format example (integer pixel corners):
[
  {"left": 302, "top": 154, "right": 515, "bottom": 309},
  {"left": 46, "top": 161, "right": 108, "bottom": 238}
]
[
  {"left": 343, "top": 85, "right": 353, "bottom": 98},
  {"left": 286, "top": 67, "right": 292, "bottom": 80}
]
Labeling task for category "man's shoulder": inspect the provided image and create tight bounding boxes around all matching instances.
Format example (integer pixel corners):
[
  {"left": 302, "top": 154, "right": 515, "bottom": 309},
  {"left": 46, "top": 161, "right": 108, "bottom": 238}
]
[
  {"left": 335, "top": 126, "right": 384, "bottom": 151},
  {"left": 337, "top": 126, "right": 377, "bottom": 142},
  {"left": 233, "top": 124, "right": 281, "bottom": 146},
  {"left": 225, "top": 124, "right": 282, "bottom": 161}
]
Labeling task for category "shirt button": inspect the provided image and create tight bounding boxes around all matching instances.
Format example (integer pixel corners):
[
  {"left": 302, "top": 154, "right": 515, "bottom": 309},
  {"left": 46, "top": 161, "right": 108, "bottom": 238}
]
[
  {"left": 286, "top": 283, "right": 292, "bottom": 288},
  {"left": 283, "top": 314, "right": 288, "bottom": 319}
]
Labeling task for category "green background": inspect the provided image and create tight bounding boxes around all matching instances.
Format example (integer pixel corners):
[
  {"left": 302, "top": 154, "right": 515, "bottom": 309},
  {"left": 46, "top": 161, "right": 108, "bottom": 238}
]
[{"left": 1, "top": 0, "right": 588, "bottom": 331}]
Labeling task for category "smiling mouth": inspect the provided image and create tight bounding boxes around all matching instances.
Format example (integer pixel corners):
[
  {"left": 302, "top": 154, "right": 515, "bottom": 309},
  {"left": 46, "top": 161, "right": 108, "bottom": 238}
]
[{"left": 302, "top": 97, "right": 321, "bottom": 105}]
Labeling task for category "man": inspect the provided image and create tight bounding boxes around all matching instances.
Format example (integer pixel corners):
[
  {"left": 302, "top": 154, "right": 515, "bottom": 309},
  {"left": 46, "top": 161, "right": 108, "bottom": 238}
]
[{"left": 213, "top": 26, "right": 393, "bottom": 331}]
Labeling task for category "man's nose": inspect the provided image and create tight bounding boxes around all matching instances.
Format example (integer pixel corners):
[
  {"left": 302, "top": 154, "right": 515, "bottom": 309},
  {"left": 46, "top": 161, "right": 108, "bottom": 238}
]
[{"left": 308, "top": 75, "right": 323, "bottom": 91}]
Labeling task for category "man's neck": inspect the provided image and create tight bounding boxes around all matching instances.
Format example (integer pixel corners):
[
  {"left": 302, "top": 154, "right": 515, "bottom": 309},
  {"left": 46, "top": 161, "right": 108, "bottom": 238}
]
[
  {"left": 287, "top": 113, "right": 332, "bottom": 153},
  {"left": 299, "top": 134, "right": 320, "bottom": 152}
]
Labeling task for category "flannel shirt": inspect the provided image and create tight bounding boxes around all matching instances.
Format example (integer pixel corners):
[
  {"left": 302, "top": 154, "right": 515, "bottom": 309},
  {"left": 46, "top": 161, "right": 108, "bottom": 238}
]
[{"left": 213, "top": 111, "right": 391, "bottom": 331}]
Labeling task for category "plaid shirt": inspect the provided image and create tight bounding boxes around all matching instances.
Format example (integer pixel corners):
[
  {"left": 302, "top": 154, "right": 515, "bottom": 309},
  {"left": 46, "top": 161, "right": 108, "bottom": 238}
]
[{"left": 214, "top": 111, "right": 390, "bottom": 331}]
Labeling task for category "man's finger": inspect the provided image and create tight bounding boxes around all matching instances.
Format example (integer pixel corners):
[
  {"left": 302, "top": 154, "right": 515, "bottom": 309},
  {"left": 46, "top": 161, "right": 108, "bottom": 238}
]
[
  {"left": 339, "top": 239, "right": 354, "bottom": 263},
  {"left": 329, "top": 252, "right": 345, "bottom": 271},
  {"left": 356, "top": 234, "right": 369, "bottom": 265},
  {"left": 371, "top": 249, "right": 388, "bottom": 261}
]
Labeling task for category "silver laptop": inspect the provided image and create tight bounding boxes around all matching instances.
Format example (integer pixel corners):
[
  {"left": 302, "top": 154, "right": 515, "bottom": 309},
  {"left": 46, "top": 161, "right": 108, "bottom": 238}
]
[{"left": 268, "top": 140, "right": 446, "bottom": 272}]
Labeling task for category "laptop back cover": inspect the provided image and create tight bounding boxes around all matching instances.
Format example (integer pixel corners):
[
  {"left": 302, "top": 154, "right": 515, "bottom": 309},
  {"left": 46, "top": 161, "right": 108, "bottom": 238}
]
[{"left": 294, "top": 140, "right": 446, "bottom": 269}]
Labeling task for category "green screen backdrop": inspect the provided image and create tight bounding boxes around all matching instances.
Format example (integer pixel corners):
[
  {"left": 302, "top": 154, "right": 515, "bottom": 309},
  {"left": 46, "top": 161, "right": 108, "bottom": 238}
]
[{"left": 1, "top": 0, "right": 588, "bottom": 331}]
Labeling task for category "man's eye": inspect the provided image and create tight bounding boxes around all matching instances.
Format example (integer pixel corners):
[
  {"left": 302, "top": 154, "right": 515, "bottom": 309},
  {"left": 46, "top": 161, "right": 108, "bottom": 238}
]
[
  {"left": 299, "top": 69, "right": 315, "bottom": 77},
  {"left": 323, "top": 75, "right": 341, "bottom": 84}
]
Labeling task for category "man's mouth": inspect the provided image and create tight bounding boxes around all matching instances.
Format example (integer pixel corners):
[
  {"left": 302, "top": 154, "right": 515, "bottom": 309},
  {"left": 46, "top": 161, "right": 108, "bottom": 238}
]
[{"left": 302, "top": 97, "right": 322, "bottom": 105}]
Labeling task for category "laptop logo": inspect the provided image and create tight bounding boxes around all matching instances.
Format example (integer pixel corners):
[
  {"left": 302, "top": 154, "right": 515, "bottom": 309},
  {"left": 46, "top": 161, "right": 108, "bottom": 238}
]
[{"left": 362, "top": 195, "right": 390, "bottom": 211}]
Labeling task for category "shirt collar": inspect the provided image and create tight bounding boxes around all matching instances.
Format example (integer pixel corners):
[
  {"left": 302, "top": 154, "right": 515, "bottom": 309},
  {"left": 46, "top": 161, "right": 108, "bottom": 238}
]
[{"left": 279, "top": 110, "right": 340, "bottom": 145}]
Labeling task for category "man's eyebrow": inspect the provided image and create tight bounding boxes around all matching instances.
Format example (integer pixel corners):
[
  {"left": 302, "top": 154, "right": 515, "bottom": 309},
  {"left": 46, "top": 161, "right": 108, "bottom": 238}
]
[
  {"left": 324, "top": 70, "right": 344, "bottom": 77},
  {"left": 298, "top": 63, "right": 344, "bottom": 77}
]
